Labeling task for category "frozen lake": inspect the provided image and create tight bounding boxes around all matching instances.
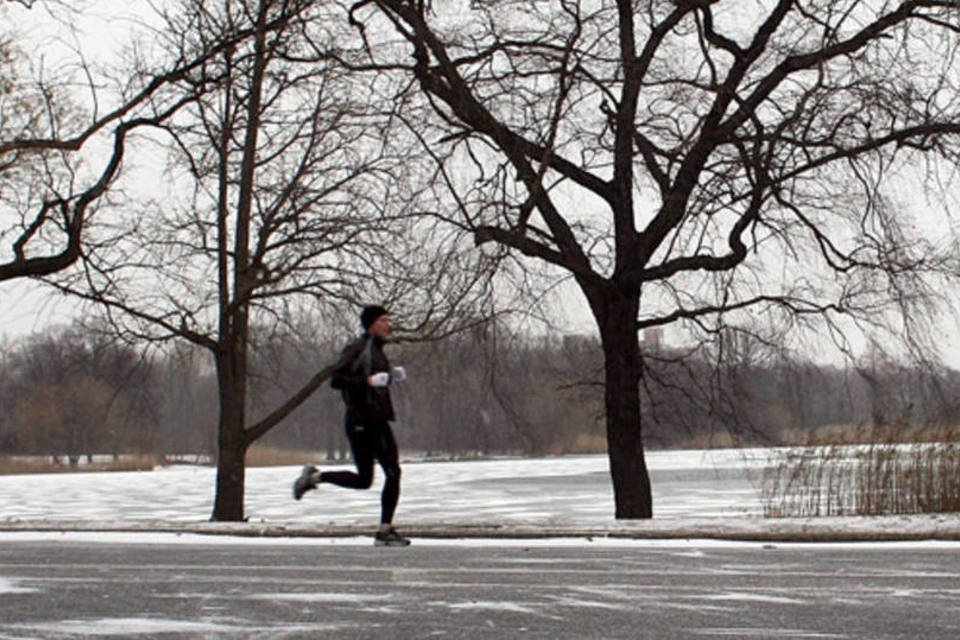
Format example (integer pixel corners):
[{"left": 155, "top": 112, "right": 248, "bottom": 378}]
[{"left": 0, "top": 449, "right": 771, "bottom": 525}]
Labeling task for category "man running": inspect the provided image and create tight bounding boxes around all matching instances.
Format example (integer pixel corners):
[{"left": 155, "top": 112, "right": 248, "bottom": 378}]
[{"left": 293, "top": 305, "right": 410, "bottom": 547}]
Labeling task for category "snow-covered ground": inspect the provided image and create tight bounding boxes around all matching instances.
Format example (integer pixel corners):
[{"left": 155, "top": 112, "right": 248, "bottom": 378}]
[
  {"left": 0, "top": 448, "right": 958, "bottom": 543},
  {"left": 0, "top": 449, "right": 769, "bottom": 525}
]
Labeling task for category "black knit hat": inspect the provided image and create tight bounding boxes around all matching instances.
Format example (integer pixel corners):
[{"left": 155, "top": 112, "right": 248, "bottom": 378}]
[{"left": 360, "top": 305, "right": 389, "bottom": 331}]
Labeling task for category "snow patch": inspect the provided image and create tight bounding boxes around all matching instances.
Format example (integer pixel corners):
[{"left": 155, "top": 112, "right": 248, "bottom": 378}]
[
  {"left": 8, "top": 618, "right": 341, "bottom": 637},
  {"left": 699, "top": 592, "right": 804, "bottom": 605},
  {"left": 694, "top": 629, "right": 847, "bottom": 638},
  {"left": 446, "top": 601, "right": 541, "bottom": 614},
  {"left": 546, "top": 596, "right": 631, "bottom": 611},
  {"left": 10, "top": 618, "right": 243, "bottom": 636},
  {"left": 247, "top": 592, "right": 393, "bottom": 603},
  {"left": 0, "top": 577, "right": 38, "bottom": 595}
]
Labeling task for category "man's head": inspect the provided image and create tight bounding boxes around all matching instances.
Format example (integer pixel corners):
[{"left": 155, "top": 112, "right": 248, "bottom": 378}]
[{"left": 361, "top": 305, "right": 391, "bottom": 339}]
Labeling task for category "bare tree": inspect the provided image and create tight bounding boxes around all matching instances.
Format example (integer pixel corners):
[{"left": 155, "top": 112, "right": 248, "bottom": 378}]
[
  {"left": 53, "top": 0, "right": 496, "bottom": 521},
  {"left": 0, "top": 1, "right": 279, "bottom": 283},
  {"left": 1, "top": 324, "right": 157, "bottom": 459},
  {"left": 344, "top": 1, "right": 960, "bottom": 517}
]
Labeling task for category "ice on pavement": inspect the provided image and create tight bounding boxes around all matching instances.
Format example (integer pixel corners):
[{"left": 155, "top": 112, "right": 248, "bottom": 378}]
[
  {"left": 6, "top": 618, "right": 341, "bottom": 637},
  {"left": 0, "top": 577, "right": 39, "bottom": 594}
]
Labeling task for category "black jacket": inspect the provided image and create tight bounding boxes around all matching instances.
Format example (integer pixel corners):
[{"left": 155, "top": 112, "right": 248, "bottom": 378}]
[{"left": 330, "top": 334, "right": 395, "bottom": 424}]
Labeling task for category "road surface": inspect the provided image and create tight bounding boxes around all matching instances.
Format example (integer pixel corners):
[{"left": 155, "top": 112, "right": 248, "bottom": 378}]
[{"left": 1, "top": 536, "right": 958, "bottom": 639}]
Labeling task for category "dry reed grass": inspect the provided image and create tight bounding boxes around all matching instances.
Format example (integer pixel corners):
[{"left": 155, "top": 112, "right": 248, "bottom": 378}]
[
  {"left": 548, "top": 434, "right": 608, "bottom": 455},
  {"left": 762, "top": 425, "right": 960, "bottom": 517},
  {"left": 0, "top": 454, "right": 158, "bottom": 475},
  {"left": 244, "top": 445, "right": 321, "bottom": 467},
  {"left": 1, "top": 447, "right": 325, "bottom": 473}
]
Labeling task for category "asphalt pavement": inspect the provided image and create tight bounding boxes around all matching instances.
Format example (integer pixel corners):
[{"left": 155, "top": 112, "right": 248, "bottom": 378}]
[{"left": 1, "top": 537, "right": 958, "bottom": 639}]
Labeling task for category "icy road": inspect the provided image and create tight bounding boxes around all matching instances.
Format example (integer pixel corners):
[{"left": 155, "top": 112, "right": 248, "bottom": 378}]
[{"left": 1, "top": 535, "right": 959, "bottom": 639}]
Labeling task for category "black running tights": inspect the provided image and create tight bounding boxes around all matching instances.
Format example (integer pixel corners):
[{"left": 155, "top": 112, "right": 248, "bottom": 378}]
[{"left": 319, "top": 420, "right": 401, "bottom": 525}]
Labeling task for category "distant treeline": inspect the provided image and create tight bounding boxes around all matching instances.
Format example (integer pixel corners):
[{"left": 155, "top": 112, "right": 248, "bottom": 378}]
[{"left": 2, "top": 324, "right": 958, "bottom": 462}]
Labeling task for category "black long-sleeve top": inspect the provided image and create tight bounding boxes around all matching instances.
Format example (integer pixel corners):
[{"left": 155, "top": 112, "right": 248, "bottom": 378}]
[{"left": 330, "top": 334, "right": 395, "bottom": 424}]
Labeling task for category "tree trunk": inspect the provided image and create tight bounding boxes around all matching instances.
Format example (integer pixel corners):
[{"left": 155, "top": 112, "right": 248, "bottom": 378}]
[
  {"left": 595, "top": 293, "right": 653, "bottom": 519},
  {"left": 211, "top": 430, "right": 247, "bottom": 522},
  {"left": 210, "top": 339, "right": 249, "bottom": 522},
  {"left": 209, "top": 3, "right": 264, "bottom": 523}
]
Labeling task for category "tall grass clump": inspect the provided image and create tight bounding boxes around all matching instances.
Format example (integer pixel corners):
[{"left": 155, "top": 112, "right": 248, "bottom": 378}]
[{"left": 762, "top": 424, "right": 960, "bottom": 517}]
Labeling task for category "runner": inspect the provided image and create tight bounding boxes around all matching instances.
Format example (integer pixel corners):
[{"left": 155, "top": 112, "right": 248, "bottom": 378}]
[{"left": 293, "top": 305, "right": 410, "bottom": 546}]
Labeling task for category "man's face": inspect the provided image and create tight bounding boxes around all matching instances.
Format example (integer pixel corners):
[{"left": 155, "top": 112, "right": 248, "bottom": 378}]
[{"left": 369, "top": 314, "right": 392, "bottom": 339}]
